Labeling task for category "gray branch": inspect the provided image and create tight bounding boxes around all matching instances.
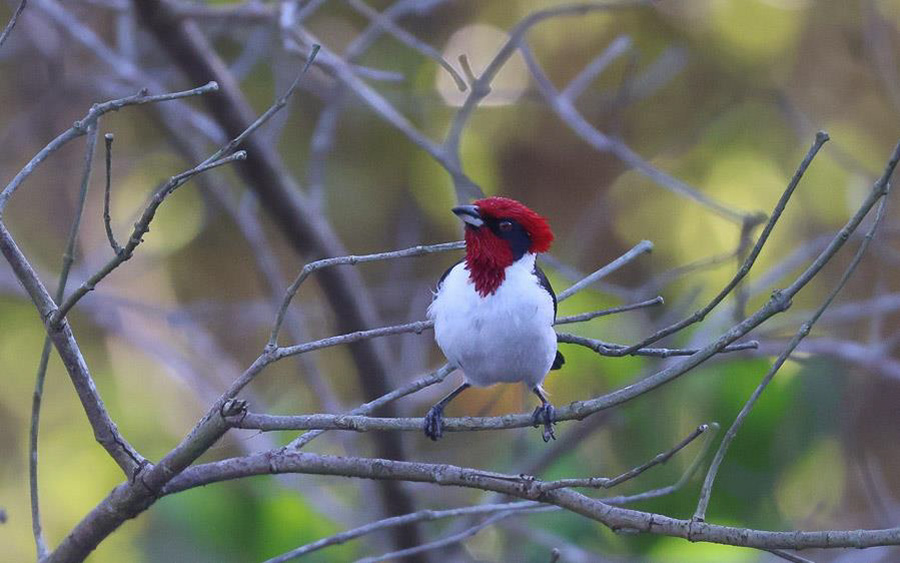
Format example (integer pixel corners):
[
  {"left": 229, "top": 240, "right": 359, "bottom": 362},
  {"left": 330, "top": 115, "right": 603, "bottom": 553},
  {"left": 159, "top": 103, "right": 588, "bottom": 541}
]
[{"left": 162, "top": 450, "right": 900, "bottom": 551}]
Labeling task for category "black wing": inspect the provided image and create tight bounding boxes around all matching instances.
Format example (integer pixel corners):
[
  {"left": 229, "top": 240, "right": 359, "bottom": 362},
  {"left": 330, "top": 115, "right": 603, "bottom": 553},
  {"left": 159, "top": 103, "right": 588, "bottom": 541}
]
[
  {"left": 533, "top": 264, "right": 557, "bottom": 319},
  {"left": 436, "top": 258, "right": 464, "bottom": 290},
  {"left": 534, "top": 263, "right": 565, "bottom": 371}
]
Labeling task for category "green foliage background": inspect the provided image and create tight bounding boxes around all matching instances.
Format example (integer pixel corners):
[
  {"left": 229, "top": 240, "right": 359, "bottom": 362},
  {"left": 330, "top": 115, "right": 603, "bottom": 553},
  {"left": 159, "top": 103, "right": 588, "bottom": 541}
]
[{"left": 1, "top": 1, "right": 900, "bottom": 561}]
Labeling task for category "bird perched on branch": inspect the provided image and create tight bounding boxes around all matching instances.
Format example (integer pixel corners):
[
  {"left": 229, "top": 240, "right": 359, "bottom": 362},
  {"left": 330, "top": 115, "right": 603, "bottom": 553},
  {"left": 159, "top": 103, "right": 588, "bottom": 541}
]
[{"left": 425, "top": 196, "right": 564, "bottom": 442}]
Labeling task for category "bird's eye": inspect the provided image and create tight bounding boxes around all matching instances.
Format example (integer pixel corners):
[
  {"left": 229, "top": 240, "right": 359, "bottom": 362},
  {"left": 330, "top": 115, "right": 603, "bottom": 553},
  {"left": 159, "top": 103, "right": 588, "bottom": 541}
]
[{"left": 499, "top": 220, "right": 513, "bottom": 232}]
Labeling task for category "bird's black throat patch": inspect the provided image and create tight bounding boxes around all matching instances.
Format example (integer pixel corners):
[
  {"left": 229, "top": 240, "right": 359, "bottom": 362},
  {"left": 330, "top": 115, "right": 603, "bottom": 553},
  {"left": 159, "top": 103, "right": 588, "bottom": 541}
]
[{"left": 483, "top": 217, "right": 531, "bottom": 261}]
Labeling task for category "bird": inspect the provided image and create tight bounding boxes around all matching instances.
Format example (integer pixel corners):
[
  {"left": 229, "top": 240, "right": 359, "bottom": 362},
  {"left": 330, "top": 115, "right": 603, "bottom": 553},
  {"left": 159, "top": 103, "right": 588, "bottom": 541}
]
[{"left": 425, "top": 196, "right": 565, "bottom": 442}]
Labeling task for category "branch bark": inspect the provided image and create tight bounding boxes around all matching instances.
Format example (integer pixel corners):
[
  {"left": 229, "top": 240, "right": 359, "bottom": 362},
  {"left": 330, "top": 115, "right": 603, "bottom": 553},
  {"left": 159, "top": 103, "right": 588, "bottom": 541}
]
[{"left": 163, "top": 450, "right": 900, "bottom": 550}]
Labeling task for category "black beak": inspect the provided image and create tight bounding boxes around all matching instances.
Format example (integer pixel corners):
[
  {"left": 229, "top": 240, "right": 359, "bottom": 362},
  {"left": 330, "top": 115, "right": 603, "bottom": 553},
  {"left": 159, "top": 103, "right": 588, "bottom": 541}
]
[{"left": 452, "top": 204, "right": 483, "bottom": 228}]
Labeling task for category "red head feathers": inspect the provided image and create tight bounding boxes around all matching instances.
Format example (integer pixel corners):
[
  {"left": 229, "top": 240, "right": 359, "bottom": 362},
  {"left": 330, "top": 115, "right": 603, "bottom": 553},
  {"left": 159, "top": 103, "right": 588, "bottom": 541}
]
[
  {"left": 454, "top": 197, "right": 554, "bottom": 296},
  {"left": 473, "top": 197, "right": 554, "bottom": 252}
]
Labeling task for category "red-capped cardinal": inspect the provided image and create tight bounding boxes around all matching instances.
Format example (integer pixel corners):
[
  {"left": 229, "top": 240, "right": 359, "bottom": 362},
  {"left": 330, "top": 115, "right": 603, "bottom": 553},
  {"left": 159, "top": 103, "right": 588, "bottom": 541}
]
[{"left": 425, "top": 197, "right": 565, "bottom": 442}]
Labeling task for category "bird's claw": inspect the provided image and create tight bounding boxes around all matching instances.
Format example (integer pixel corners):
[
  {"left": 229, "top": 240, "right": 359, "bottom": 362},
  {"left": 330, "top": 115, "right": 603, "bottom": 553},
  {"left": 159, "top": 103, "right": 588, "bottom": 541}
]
[
  {"left": 532, "top": 403, "right": 556, "bottom": 442},
  {"left": 424, "top": 405, "right": 445, "bottom": 441}
]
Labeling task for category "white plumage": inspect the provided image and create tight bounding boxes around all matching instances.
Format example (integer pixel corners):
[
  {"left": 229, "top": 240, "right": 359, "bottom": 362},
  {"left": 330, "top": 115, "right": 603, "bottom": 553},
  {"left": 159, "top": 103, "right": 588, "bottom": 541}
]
[{"left": 428, "top": 252, "right": 557, "bottom": 389}]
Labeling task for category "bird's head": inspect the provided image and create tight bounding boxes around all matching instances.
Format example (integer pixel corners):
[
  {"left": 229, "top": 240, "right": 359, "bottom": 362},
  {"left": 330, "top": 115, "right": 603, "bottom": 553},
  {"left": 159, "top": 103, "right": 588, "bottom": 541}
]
[{"left": 452, "top": 196, "right": 554, "bottom": 296}]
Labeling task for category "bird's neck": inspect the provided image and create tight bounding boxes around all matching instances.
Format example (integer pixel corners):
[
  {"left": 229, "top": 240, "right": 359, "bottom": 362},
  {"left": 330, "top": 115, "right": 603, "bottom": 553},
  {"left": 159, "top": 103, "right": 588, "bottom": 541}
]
[{"left": 464, "top": 233, "right": 534, "bottom": 297}]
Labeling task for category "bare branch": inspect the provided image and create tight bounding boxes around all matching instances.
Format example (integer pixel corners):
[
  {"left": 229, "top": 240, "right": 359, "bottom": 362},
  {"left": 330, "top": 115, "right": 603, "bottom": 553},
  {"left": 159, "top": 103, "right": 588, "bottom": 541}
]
[
  {"left": 554, "top": 296, "right": 663, "bottom": 324},
  {"left": 205, "top": 45, "right": 319, "bottom": 165},
  {"left": 162, "top": 450, "right": 900, "bottom": 550},
  {"left": 288, "top": 27, "right": 475, "bottom": 191},
  {"left": 617, "top": 131, "right": 831, "bottom": 355},
  {"left": 637, "top": 249, "right": 738, "bottom": 296},
  {"left": 276, "top": 320, "right": 435, "bottom": 360},
  {"left": 445, "top": 1, "right": 646, "bottom": 162},
  {"left": 355, "top": 511, "right": 527, "bottom": 563},
  {"left": 520, "top": 42, "right": 750, "bottom": 224},
  {"left": 0, "top": 0, "right": 27, "bottom": 49},
  {"left": 345, "top": 0, "right": 466, "bottom": 91},
  {"left": 33, "top": 0, "right": 226, "bottom": 143},
  {"left": 531, "top": 423, "right": 711, "bottom": 493},
  {"left": 51, "top": 151, "right": 248, "bottom": 323},
  {"left": 562, "top": 34, "right": 632, "bottom": 102},
  {"left": 230, "top": 400, "right": 715, "bottom": 435},
  {"left": 603, "top": 422, "right": 719, "bottom": 506},
  {"left": 557, "top": 333, "right": 758, "bottom": 358},
  {"left": 264, "top": 501, "right": 543, "bottom": 563},
  {"left": 29, "top": 124, "right": 98, "bottom": 559},
  {"left": 268, "top": 241, "right": 464, "bottom": 347},
  {"left": 101, "top": 133, "right": 122, "bottom": 254},
  {"left": 285, "top": 364, "right": 456, "bottom": 450},
  {"left": 0, "top": 81, "right": 219, "bottom": 212},
  {"left": 556, "top": 240, "right": 653, "bottom": 302},
  {"left": 39, "top": 362, "right": 456, "bottom": 562},
  {"left": 693, "top": 179, "right": 893, "bottom": 522},
  {"left": 0, "top": 220, "right": 145, "bottom": 477},
  {"left": 765, "top": 549, "right": 817, "bottom": 563}
]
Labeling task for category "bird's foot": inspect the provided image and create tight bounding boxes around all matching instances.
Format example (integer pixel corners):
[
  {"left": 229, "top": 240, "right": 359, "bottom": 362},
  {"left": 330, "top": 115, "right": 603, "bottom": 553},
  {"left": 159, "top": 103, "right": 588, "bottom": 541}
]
[
  {"left": 531, "top": 402, "right": 556, "bottom": 442},
  {"left": 424, "top": 405, "right": 445, "bottom": 441}
]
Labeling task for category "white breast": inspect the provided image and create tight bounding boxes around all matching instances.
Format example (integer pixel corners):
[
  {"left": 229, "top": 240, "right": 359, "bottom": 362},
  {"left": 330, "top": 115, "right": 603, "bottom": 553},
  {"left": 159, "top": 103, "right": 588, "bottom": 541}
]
[{"left": 427, "top": 253, "right": 557, "bottom": 388}]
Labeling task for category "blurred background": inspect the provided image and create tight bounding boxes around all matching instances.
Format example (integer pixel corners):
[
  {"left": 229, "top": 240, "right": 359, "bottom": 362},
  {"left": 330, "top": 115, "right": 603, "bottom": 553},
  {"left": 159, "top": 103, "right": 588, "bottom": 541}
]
[{"left": 2, "top": 0, "right": 900, "bottom": 561}]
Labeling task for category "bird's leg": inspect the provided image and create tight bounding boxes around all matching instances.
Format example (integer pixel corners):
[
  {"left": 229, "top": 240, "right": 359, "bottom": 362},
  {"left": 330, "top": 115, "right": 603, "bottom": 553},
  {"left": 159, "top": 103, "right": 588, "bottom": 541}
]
[
  {"left": 531, "top": 386, "right": 556, "bottom": 442},
  {"left": 424, "top": 382, "right": 470, "bottom": 441}
]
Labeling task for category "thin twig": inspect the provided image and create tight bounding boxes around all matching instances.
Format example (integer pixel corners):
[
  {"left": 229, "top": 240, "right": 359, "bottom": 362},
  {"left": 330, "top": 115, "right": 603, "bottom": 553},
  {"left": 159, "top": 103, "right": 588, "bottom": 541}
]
[
  {"left": 617, "top": 132, "right": 830, "bottom": 355},
  {"left": 230, "top": 193, "right": 342, "bottom": 414},
  {"left": 102, "top": 133, "right": 122, "bottom": 254},
  {"left": 443, "top": 1, "right": 645, "bottom": 199},
  {"left": 561, "top": 34, "right": 632, "bottom": 102},
  {"left": 457, "top": 54, "right": 479, "bottom": 88},
  {"left": 520, "top": 41, "right": 750, "bottom": 224},
  {"left": 264, "top": 501, "right": 542, "bottom": 562},
  {"left": 556, "top": 240, "right": 653, "bottom": 302},
  {"left": 693, "top": 178, "right": 893, "bottom": 522},
  {"left": 0, "top": 0, "right": 27, "bottom": 49},
  {"left": 557, "top": 333, "right": 758, "bottom": 358},
  {"left": 637, "top": 249, "right": 739, "bottom": 296},
  {"left": 289, "top": 27, "right": 476, "bottom": 193},
  {"left": 275, "top": 320, "right": 435, "bottom": 360},
  {"left": 554, "top": 296, "right": 663, "bottom": 324},
  {"left": 51, "top": 151, "right": 247, "bottom": 324},
  {"left": 345, "top": 0, "right": 466, "bottom": 91},
  {"left": 603, "top": 422, "right": 719, "bottom": 505},
  {"left": 765, "top": 549, "right": 816, "bottom": 563},
  {"left": 355, "top": 511, "right": 533, "bottom": 563},
  {"left": 0, "top": 219, "right": 145, "bottom": 478},
  {"left": 534, "top": 423, "right": 710, "bottom": 492},
  {"left": 29, "top": 124, "right": 98, "bottom": 560},
  {"left": 285, "top": 364, "right": 455, "bottom": 450},
  {"left": 732, "top": 216, "right": 758, "bottom": 321},
  {"left": 445, "top": 1, "right": 644, "bottom": 157},
  {"left": 34, "top": 0, "right": 226, "bottom": 144},
  {"left": 205, "top": 46, "right": 319, "bottom": 166},
  {"left": 0, "top": 81, "right": 219, "bottom": 212},
  {"left": 267, "top": 241, "right": 464, "bottom": 347}
]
